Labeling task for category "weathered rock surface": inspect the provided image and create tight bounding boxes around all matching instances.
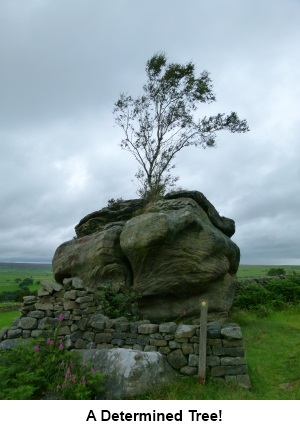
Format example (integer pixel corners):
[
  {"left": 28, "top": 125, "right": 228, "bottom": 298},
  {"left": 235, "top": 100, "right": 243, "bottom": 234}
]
[
  {"left": 120, "top": 198, "right": 239, "bottom": 320},
  {"left": 75, "top": 199, "right": 144, "bottom": 238},
  {"left": 79, "top": 348, "right": 176, "bottom": 399},
  {"left": 165, "top": 190, "right": 235, "bottom": 237},
  {"left": 52, "top": 191, "right": 240, "bottom": 320},
  {"left": 53, "top": 222, "right": 132, "bottom": 291}
]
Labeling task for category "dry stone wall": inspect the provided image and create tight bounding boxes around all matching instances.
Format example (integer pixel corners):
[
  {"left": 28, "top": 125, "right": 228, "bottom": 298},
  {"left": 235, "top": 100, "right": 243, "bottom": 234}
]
[{"left": 0, "top": 278, "right": 251, "bottom": 389}]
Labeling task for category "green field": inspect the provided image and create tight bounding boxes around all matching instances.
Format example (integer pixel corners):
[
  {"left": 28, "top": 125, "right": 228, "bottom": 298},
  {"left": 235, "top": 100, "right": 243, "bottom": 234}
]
[
  {"left": 0, "top": 310, "right": 20, "bottom": 328},
  {"left": 237, "top": 264, "right": 300, "bottom": 279},
  {"left": 0, "top": 262, "right": 53, "bottom": 325},
  {"left": 0, "top": 262, "right": 53, "bottom": 294}
]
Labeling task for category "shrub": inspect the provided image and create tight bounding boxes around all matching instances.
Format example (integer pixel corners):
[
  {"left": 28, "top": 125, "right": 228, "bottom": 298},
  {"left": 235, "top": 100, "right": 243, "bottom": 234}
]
[
  {"left": 266, "top": 267, "right": 286, "bottom": 276},
  {"left": 0, "top": 287, "right": 37, "bottom": 303},
  {"left": 234, "top": 274, "right": 300, "bottom": 314},
  {"left": 0, "top": 315, "right": 104, "bottom": 399},
  {"left": 266, "top": 275, "right": 300, "bottom": 304},
  {"left": 97, "top": 285, "right": 140, "bottom": 320},
  {"left": 234, "top": 284, "right": 271, "bottom": 310},
  {"left": 19, "top": 277, "right": 34, "bottom": 288}
]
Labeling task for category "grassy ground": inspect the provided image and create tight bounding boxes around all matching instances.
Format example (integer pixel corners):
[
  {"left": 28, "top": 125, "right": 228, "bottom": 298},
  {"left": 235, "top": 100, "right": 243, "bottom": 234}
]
[
  {"left": 233, "top": 307, "right": 300, "bottom": 399},
  {"left": 0, "top": 310, "right": 20, "bottom": 328}
]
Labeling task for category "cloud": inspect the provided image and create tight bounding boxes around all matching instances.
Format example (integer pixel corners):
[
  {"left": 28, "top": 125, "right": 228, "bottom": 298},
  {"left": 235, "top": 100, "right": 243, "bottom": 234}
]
[{"left": 0, "top": 0, "right": 300, "bottom": 264}]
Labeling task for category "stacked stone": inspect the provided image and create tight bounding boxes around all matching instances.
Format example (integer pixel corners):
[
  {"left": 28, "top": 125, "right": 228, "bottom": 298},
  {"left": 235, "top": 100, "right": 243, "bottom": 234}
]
[
  {"left": 84, "top": 319, "right": 250, "bottom": 388},
  {"left": 0, "top": 278, "right": 251, "bottom": 389},
  {"left": 0, "top": 278, "right": 100, "bottom": 349},
  {"left": 205, "top": 322, "right": 250, "bottom": 387}
]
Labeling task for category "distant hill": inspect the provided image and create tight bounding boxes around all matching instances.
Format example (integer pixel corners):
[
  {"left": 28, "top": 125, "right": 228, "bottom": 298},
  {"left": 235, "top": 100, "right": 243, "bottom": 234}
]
[{"left": 0, "top": 262, "right": 52, "bottom": 270}]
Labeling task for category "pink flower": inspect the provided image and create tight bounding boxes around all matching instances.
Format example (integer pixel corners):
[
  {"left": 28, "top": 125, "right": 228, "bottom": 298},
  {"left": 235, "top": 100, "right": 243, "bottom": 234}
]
[
  {"left": 33, "top": 345, "right": 40, "bottom": 352},
  {"left": 59, "top": 339, "right": 64, "bottom": 350},
  {"left": 58, "top": 314, "right": 64, "bottom": 321},
  {"left": 90, "top": 368, "right": 96, "bottom": 374},
  {"left": 71, "top": 376, "right": 76, "bottom": 383},
  {"left": 46, "top": 339, "right": 54, "bottom": 346},
  {"left": 65, "top": 368, "right": 71, "bottom": 378},
  {"left": 81, "top": 378, "right": 86, "bottom": 385}
]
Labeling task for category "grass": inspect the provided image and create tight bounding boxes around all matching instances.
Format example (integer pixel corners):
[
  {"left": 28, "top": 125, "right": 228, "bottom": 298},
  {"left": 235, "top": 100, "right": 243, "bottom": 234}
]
[
  {"left": 233, "top": 307, "right": 300, "bottom": 399},
  {"left": 0, "top": 310, "right": 20, "bottom": 328}
]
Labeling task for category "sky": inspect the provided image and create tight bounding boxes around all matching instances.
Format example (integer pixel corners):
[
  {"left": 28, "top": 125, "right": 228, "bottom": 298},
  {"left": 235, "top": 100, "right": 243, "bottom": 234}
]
[{"left": 0, "top": 0, "right": 300, "bottom": 265}]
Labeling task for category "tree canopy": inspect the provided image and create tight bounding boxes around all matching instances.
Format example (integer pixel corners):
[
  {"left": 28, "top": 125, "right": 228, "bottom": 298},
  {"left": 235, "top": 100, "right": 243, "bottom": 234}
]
[{"left": 113, "top": 52, "right": 249, "bottom": 200}]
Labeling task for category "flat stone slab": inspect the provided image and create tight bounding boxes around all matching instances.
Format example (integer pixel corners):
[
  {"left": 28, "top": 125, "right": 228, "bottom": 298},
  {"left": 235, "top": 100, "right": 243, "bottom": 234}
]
[{"left": 79, "top": 348, "right": 176, "bottom": 399}]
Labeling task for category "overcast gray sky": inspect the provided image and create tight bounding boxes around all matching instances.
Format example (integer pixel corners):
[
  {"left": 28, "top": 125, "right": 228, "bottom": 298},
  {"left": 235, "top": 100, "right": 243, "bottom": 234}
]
[{"left": 1, "top": 0, "right": 299, "bottom": 265}]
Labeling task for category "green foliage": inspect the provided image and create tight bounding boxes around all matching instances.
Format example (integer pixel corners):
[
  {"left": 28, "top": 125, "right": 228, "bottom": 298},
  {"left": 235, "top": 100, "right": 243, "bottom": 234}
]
[
  {"left": 234, "top": 274, "right": 300, "bottom": 314},
  {"left": 267, "top": 267, "right": 286, "bottom": 276},
  {"left": 97, "top": 285, "right": 140, "bottom": 320},
  {"left": 0, "top": 316, "right": 104, "bottom": 400},
  {"left": 234, "top": 284, "right": 271, "bottom": 311},
  {"left": 19, "top": 277, "right": 33, "bottom": 288},
  {"left": 114, "top": 52, "right": 249, "bottom": 199},
  {"left": 0, "top": 287, "right": 37, "bottom": 303}
]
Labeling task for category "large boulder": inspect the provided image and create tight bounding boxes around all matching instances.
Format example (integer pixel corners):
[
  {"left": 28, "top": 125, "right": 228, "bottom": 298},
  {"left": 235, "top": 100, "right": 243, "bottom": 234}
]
[
  {"left": 79, "top": 348, "right": 176, "bottom": 399},
  {"left": 120, "top": 197, "right": 239, "bottom": 320},
  {"left": 52, "top": 191, "right": 240, "bottom": 320}
]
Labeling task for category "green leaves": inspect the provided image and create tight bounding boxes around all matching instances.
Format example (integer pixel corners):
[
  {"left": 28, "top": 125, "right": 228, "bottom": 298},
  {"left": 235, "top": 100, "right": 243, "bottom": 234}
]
[
  {"left": 97, "top": 285, "right": 140, "bottom": 320},
  {"left": 233, "top": 274, "right": 300, "bottom": 314},
  {"left": 146, "top": 52, "right": 167, "bottom": 77}
]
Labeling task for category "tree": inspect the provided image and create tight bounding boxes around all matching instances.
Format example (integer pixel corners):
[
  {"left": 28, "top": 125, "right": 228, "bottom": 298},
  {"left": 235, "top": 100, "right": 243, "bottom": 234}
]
[
  {"left": 19, "top": 277, "right": 33, "bottom": 289},
  {"left": 113, "top": 52, "right": 249, "bottom": 200},
  {"left": 267, "top": 268, "right": 286, "bottom": 276}
]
